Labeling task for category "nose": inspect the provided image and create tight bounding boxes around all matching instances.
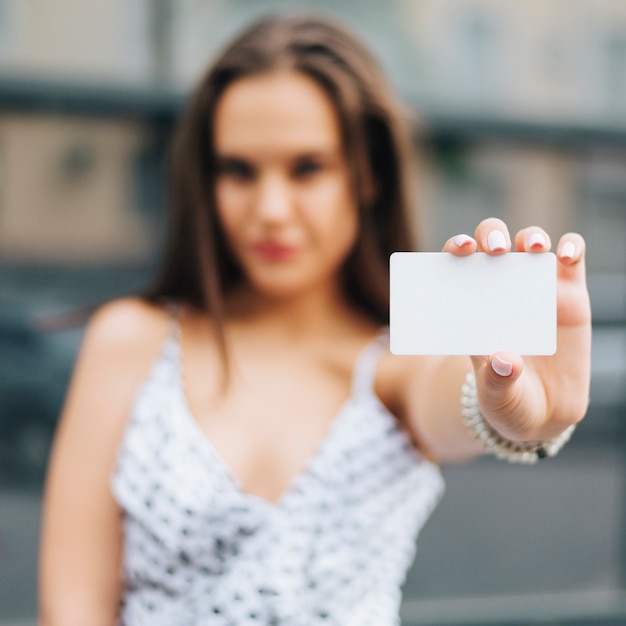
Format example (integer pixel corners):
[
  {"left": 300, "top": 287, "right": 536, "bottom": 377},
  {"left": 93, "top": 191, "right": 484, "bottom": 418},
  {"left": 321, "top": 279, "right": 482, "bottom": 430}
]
[{"left": 254, "top": 172, "right": 293, "bottom": 224}]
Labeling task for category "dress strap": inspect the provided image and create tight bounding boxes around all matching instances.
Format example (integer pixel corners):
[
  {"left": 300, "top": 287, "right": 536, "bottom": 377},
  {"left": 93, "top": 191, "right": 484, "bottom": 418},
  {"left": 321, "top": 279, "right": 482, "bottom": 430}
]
[
  {"left": 351, "top": 328, "right": 389, "bottom": 397},
  {"left": 163, "top": 300, "right": 182, "bottom": 348},
  {"left": 156, "top": 301, "right": 183, "bottom": 373}
]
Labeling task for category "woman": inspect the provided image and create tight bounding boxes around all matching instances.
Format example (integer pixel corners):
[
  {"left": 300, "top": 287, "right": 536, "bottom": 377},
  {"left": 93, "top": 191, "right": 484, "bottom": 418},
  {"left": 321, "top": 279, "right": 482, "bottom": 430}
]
[{"left": 39, "top": 13, "right": 591, "bottom": 626}]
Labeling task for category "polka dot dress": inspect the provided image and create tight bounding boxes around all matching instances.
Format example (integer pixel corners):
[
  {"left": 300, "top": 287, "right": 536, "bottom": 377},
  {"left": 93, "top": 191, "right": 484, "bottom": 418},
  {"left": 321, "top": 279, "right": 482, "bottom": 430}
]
[{"left": 111, "top": 321, "right": 444, "bottom": 626}]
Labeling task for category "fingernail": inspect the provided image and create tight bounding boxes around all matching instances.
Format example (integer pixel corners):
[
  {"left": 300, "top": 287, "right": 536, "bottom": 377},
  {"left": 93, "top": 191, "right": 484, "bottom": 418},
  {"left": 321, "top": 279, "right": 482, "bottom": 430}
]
[
  {"left": 528, "top": 233, "right": 546, "bottom": 249},
  {"left": 560, "top": 242, "right": 575, "bottom": 259},
  {"left": 454, "top": 234, "right": 474, "bottom": 247},
  {"left": 487, "top": 230, "right": 507, "bottom": 252},
  {"left": 491, "top": 355, "right": 513, "bottom": 377}
]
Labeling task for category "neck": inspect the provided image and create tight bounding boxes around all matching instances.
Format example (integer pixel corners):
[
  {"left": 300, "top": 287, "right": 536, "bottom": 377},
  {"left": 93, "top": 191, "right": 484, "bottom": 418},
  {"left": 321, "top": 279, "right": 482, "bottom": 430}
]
[{"left": 225, "top": 280, "right": 363, "bottom": 340}]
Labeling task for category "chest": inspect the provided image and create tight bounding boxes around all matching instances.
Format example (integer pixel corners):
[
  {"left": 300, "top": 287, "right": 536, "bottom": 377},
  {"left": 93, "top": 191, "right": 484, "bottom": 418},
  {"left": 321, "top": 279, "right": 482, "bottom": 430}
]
[{"left": 181, "top": 354, "right": 356, "bottom": 504}]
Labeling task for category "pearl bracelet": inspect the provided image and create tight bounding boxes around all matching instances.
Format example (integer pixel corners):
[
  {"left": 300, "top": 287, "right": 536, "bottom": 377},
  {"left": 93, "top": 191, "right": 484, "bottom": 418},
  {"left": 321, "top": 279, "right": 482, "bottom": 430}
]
[{"left": 460, "top": 371, "right": 576, "bottom": 464}]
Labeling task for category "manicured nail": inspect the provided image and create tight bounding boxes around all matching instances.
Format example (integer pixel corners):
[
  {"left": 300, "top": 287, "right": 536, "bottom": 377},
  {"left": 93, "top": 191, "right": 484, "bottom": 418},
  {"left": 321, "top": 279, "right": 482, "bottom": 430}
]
[
  {"left": 560, "top": 242, "right": 575, "bottom": 259},
  {"left": 528, "top": 233, "right": 546, "bottom": 249},
  {"left": 491, "top": 355, "right": 513, "bottom": 377},
  {"left": 454, "top": 234, "right": 474, "bottom": 247},
  {"left": 487, "top": 230, "right": 507, "bottom": 252}
]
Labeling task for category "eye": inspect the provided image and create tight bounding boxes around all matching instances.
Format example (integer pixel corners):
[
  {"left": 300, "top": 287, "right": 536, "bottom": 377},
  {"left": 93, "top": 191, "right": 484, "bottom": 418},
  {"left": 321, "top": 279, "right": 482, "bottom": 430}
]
[
  {"left": 216, "top": 158, "right": 255, "bottom": 181},
  {"left": 292, "top": 159, "right": 323, "bottom": 179}
]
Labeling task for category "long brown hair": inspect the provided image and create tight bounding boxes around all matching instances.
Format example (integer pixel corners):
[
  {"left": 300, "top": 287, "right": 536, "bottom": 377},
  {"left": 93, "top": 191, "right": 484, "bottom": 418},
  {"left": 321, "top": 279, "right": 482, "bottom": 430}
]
[{"left": 145, "top": 12, "right": 416, "bottom": 354}]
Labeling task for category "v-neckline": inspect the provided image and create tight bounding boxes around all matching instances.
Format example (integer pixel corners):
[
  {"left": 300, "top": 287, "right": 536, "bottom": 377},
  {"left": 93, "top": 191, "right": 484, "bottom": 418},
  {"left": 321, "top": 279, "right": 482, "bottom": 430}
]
[
  {"left": 166, "top": 332, "right": 370, "bottom": 510},
  {"left": 175, "top": 374, "right": 356, "bottom": 510}
]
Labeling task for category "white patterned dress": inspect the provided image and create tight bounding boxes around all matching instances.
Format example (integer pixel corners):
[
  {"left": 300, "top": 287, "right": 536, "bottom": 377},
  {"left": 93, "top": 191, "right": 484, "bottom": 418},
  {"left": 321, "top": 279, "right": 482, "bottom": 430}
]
[{"left": 111, "top": 319, "right": 444, "bottom": 626}]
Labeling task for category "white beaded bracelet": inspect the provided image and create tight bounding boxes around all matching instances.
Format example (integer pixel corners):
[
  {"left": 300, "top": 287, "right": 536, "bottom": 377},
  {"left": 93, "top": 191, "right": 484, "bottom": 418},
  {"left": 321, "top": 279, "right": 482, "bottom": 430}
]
[{"left": 460, "top": 371, "right": 576, "bottom": 464}]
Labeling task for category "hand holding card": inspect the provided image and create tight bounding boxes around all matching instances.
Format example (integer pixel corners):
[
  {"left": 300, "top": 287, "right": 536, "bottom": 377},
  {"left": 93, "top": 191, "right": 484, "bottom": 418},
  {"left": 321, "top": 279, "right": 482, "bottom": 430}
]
[{"left": 377, "top": 218, "right": 591, "bottom": 465}]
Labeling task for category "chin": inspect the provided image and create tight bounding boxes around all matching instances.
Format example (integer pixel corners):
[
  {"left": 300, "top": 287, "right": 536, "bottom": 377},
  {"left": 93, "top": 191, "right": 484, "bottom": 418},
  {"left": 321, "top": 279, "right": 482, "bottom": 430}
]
[
  {"left": 249, "top": 280, "right": 317, "bottom": 300},
  {"left": 244, "top": 269, "right": 331, "bottom": 301}
]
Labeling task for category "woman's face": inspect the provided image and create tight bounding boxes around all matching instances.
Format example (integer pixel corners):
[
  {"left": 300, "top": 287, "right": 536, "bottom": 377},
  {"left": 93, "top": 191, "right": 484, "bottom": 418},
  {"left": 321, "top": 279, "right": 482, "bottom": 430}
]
[{"left": 213, "top": 71, "right": 358, "bottom": 300}]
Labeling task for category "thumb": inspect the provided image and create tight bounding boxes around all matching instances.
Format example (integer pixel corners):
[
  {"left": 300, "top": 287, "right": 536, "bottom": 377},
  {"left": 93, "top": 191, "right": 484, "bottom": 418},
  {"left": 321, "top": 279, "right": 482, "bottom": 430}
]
[{"left": 469, "top": 351, "right": 526, "bottom": 438}]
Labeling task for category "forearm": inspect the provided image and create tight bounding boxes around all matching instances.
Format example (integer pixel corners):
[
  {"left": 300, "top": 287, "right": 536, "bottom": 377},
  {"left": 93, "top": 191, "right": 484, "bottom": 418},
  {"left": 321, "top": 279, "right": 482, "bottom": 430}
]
[{"left": 406, "top": 355, "right": 485, "bottom": 464}]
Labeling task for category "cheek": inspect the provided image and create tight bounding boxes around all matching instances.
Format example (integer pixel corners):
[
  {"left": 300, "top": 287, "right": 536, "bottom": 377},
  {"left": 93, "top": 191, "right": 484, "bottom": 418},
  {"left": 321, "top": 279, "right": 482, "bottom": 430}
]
[
  {"left": 302, "top": 186, "right": 359, "bottom": 265},
  {"left": 336, "top": 209, "right": 359, "bottom": 259},
  {"left": 215, "top": 181, "right": 249, "bottom": 239},
  {"left": 308, "top": 177, "right": 357, "bottom": 240}
]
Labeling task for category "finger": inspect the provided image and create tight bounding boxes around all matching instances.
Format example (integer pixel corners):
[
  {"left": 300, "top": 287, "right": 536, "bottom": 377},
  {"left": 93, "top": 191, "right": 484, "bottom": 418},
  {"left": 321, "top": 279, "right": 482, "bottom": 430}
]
[
  {"left": 474, "top": 218, "right": 512, "bottom": 255},
  {"left": 514, "top": 227, "right": 552, "bottom": 253},
  {"left": 441, "top": 234, "right": 477, "bottom": 256},
  {"left": 556, "top": 233, "right": 590, "bottom": 328},
  {"left": 557, "top": 233, "right": 586, "bottom": 279}
]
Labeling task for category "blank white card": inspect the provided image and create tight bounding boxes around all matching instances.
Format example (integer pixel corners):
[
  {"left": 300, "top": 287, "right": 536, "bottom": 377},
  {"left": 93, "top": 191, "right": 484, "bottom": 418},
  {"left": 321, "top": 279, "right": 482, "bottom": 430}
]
[{"left": 389, "top": 252, "right": 557, "bottom": 355}]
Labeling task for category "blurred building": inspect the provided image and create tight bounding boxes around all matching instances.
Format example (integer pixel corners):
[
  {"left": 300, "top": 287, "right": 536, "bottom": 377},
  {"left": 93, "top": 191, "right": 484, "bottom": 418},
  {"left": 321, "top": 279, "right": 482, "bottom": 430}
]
[
  {"left": 0, "top": 0, "right": 152, "bottom": 83},
  {"left": 0, "top": 115, "right": 152, "bottom": 263},
  {"left": 0, "top": 0, "right": 624, "bottom": 268},
  {"left": 400, "top": 0, "right": 626, "bottom": 122}
]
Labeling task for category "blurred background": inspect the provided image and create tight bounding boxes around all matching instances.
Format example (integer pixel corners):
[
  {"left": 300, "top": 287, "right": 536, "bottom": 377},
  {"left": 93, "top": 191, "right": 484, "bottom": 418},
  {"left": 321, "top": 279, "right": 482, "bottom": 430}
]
[{"left": 0, "top": 1, "right": 625, "bottom": 625}]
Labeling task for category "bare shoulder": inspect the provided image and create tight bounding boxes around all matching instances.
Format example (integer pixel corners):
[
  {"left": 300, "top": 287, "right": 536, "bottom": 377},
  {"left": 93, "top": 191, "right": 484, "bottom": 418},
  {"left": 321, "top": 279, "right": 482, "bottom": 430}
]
[
  {"left": 61, "top": 296, "right": 173, "bottom": 436},
  {"left": 45, "top": 297, "right": 173, "bottom": 478},
  {"left": 84, "top": 296, "right": 170, "bottom": 356}
]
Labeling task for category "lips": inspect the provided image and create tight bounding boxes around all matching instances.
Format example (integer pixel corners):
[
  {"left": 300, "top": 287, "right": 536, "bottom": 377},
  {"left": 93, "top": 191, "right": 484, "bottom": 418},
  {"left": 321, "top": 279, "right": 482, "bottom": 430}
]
[{"left": 252, "top": 241, "right": 298, "bottom": 261}]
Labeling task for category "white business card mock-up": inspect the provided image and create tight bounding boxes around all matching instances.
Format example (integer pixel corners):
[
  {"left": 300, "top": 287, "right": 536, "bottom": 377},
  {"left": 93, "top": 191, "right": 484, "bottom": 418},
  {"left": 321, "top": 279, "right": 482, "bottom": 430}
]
[{"left": 390, "top": 252, "right": 557, "bottom": 355}]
